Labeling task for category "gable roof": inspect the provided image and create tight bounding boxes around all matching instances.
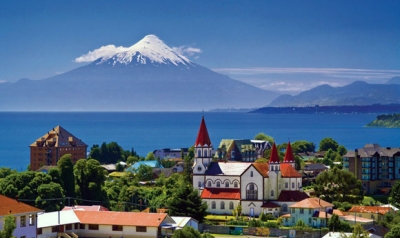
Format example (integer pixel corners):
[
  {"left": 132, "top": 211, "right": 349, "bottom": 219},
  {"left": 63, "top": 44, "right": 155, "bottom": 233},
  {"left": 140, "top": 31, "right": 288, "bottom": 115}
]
[
  {"left": 171, "top": 216, "right": 198, "bottom": 227},
  {"left": 0, "top": 194, "right": 43, "bottom": 216},
  {"left": 217, "top": 139, "right": 234, "bottom": 152},
  {"left": 252, "top": 163, "right": 269, "bottom": 177},
  {"left": 283, "top": 142, "right": 295, "bottom": 163},
  {"left": 269, "top": 143, "right": 280, "bottom": 164},
  {"left": 74, "top": 211, "right": 169, "bottom": 227},
  {"left": 280, "top": 164, "right": 302, "bottom": 178},
  {"left": 30, "top": 125, "right": 87, "bottom": 147},
  {"left": 348, "top": 206, "right": 391, "bottom": 215},
  {"left": 195, "top": 116, "right": 212, "bottom": 147},
  {"left": 205, "top": 162, "right": 251, "bottom": 176},
  {"left": 201, "top": 188, "right": 240, "bottom": 200},
  {"left": 277, "top": 190, "right": 309, "bottom": 202},
  {"left": 290, "top": 197, "right": 333, "bottom": 208}
]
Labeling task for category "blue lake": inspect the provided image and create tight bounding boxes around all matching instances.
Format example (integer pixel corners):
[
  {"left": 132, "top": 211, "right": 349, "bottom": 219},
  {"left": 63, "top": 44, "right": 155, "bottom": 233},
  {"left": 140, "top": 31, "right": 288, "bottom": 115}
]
[{"left": 1, "top": 112, "right": 399, "bottom": 171}]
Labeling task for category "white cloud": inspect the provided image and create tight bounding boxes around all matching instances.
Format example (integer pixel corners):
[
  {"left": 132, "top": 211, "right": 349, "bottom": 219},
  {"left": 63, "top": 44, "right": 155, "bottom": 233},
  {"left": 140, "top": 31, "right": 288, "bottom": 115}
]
[
  {"left": 0, "top": 79, "right": 7, "bottom": 84},
  {"left": 74, "top": 45, "right": 129, "bottom": 63},
  {"left": 172, "top": 46, "right": 202, "bottom": 58}
]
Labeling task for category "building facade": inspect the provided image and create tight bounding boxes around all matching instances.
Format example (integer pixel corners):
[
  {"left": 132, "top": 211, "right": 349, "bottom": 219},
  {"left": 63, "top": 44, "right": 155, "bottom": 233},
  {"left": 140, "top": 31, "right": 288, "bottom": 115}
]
[
  {"left": 30, "top": 126, "right": 87, "bottom": 171},
  {"left": 343, "top": 144, "right": 400, "bottom": 194}
]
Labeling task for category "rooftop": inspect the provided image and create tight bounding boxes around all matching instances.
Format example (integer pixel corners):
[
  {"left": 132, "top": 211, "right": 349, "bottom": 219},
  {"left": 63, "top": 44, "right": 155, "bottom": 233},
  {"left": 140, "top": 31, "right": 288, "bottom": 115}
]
[
  {"left": 0, "top": 194, "right": 43, "bottom": 216},
  {"left": 201, "top": 188, "right": 241, "bottom": 200},
  {"left": 205, "top": 162, "right": 251, "bottom": 176}
]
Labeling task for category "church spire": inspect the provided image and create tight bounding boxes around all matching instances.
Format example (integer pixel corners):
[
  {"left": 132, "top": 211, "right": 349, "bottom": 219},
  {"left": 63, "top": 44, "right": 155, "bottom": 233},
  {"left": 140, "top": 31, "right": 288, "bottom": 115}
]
[
  {"left": 283, "top": 141, "right": 296, "bottom": 168},
  {"left": 269, "top": 143, "right": 280, "bottom": 164},
  {"left": 195, "top": 116, "right": 212, "bottom": 147}
]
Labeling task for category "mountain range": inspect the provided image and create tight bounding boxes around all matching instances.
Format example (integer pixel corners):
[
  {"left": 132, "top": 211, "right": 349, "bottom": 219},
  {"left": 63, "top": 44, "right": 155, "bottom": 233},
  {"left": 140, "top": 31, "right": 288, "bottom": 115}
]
[{"left": 0, "top": 35, "right": 279, "bottom": 111}]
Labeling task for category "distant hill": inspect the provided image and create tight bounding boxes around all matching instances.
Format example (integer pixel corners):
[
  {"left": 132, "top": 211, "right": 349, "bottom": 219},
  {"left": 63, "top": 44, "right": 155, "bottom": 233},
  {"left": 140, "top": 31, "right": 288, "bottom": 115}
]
[
  {"left": 0, "top": 35, "right": 279, "bottom": 111},
  {"left": 366, "top": 114, "right": 400, "bottom": 128},
  {"left": 387, "top": 76, "right": 400, "bottom": 84},
  {"left": 269, "top": 80, "right": 400, "bottom": 107}
]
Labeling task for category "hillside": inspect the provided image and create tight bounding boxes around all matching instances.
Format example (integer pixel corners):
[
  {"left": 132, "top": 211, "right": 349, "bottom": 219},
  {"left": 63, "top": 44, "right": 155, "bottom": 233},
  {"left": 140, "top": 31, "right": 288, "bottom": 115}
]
[{"left": 366, "top": 114, "right": 400, "bottom": 128}]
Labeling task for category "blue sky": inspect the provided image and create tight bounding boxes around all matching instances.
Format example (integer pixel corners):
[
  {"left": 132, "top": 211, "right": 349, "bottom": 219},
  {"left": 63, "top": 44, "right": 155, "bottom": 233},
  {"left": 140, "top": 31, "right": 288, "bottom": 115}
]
[{"left": 1, "top": 0, "right": 399, "bottom": 94}]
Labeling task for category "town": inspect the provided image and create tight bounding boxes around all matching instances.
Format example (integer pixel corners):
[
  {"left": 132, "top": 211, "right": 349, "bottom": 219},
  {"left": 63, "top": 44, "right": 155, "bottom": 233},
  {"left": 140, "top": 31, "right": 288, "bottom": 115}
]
[{"left": 1, "top": 116, "right": 399, "bottom": 238}]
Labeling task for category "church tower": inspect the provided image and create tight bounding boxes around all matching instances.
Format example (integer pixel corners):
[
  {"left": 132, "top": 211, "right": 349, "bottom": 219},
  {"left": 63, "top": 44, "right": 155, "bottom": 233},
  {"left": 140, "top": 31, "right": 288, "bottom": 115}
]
[
  {"left": 283, "top": 141, "right": 296, "bottom": 168},
  {"left": 268, "top": 143, "right": 280, "bottom": 172}
]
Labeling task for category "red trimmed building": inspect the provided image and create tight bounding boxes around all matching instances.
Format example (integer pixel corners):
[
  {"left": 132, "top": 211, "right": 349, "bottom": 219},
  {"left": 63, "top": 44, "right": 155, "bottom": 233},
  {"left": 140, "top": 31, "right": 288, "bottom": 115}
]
[{"left": 192, "top": 117, "right": 308, "bottom": 217}]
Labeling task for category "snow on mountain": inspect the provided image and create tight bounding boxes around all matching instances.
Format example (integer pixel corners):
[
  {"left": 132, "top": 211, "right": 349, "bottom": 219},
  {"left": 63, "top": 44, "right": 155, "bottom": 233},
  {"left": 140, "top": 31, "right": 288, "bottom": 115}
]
[{"left": 97, "top": 35, "right": 193, "bottom": 67}]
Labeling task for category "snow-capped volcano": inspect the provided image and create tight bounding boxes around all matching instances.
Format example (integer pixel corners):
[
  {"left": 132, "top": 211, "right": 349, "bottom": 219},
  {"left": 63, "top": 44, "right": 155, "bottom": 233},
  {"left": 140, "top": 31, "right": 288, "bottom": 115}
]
[{"left": 97, "top": 35, "right": 193, "bottom": 67}]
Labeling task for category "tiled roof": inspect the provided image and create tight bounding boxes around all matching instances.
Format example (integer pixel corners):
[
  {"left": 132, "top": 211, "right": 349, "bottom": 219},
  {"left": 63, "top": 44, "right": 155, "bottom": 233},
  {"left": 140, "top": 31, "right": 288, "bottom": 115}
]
[
  {"left": 304, "top": 163, "right": 328, "bottom": 171},
  {"left": 62, "top": 205, "right": 109, "bottom": 211},
  {"left": 252, "top": 163, "right": 269, "bottom": 177},
  {"left": 269, "top": 143, "right": 280, "bottom": 163},
  {"left": 280, "top": 164, "right": 302, "bottom": 178},
  {"left": 348, "top": 206, "right": 391, "bottom": 215},
  {"left": 30, "top": 125, "right": 87, "bottom": 147},
  {"left": 74, "top": 211, "right": 168, "bottom": 227},
  {"left": 201, "top": 188, "right": 240, "bottom": 200},
  {"left": 205, "top": 162, "right": 251, "bottom": 176},
  {"left": 261, "top": 201, "right": 280, "bottom": 208},
  {"left": 195, "top": 116, "right": 212, "bottom": 147},
  {"left": 344, "top": 144, "right": 400, "bottom": 158},
  {"left": 332, "top": 209, "right": 346, "bottom": 216},
  {"left": 290, "top": 197, "right": 333, "bottom": 209},
  {"left": 0, "top": 195, "right": 43, "bottom": 216},
  {"left": 283, "top": 142, "right": 295, "bottom": 163},
  {"left": 277, "top": 190, "right": 309, "bottom": 202}
]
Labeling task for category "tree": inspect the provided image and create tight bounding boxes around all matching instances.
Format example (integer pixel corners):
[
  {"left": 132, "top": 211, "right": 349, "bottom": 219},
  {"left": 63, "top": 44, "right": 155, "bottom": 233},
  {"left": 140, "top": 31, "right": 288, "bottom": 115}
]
[
  {"left": 254, "top": 133, "right": 274, "bottom": 143},
  {"left": 292, "top": 140, "right": 316, "bottom": 153},
  {"left": 337, "top": 145, "right": 347, "bottom": 156},
  {"left": 389, "top": 180, "right": 400, "bottom": 208},
  {"left": 314, "top": 167, "right": 363, "bottom": 204},
  {"left": 385, "top": 224, "right": 400, "bottom": 238},
  {"left": 58, "top": 154, "right": 75, "bottom": 198},
  {"left": 341, "top": 224, "right": 369, "bottom": 238},
  {"left": 0, "top": 167, "right": 16, "bottom": 179},
  {"left": 136, "top": 165, "right": 154, "bottom": 181},
  {"left": 168, "top": 180, "right": 207, "bottom": 223},
  {"left": 328, "top": 214, "right": 341, "bottom": 231},
  {"left": 319, "top": 138, "right": 339, "bottom": 151},
  {"left": 172, "top": 225, "right": 201, "bottom": 238},
  {"left": 0, "top": 214, "right": 16, "bottom": 238},
  {"left": 145, "top": 152, "right": 156, "bottom": 161}
]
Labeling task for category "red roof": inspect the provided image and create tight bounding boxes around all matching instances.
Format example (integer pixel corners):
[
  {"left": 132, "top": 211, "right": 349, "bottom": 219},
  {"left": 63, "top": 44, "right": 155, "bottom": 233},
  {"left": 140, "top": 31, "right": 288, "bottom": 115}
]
[
  {"left": 0, "top": 195, "right": 43, "bottom": 216},
  {"left": 283, "top": 141, "right": 295, "bottom": 163},
  {"left": 261, "top": 201, "right": 280, "bottom": 208},
  {"left": 269, "top": 143, "right": 280, "bottom": 163},
  {"left": 280, "top": 164, "right": 302, "bottom": 178},
  {"left": 201, "top": 188, "right": 240, "bottom": 200},
  {"left": 195, "top": 116, "right": 212, "bottom": 147},
  {"left": 277, "top": 190, "right": 309, "bottom": 202},
  {"left": 348, "top": 206, "right": 391, "bottom": 215},
  {"left": 252, "top": 163, "right": 269, "bottom": 177},
  {"left": 74, "top": 210, "right": 168, "bottom": 227}
]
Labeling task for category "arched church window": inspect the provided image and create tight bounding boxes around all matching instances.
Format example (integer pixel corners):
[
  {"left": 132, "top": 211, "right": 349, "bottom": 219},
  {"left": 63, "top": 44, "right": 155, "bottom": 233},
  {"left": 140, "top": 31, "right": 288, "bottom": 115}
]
[
  {"left": 225, "top": 182, "right": 229, "bottom": 188},
  {"left": 197, "top": 149, "right": 201, "bottom": 157},
  {"left": 246, "top": 183, "right": 257, "bottom": 200},
  {"left": 211, "top": 201, "right": 216, "bottom": 209},
  {"left": 234, "top": 182, "right": 238, "bottom": 188},
  {"left": 207, "top": 181, "right": 211, "bottom": 187},
  {"left": 229, "top": 202, "right": 234, "bottom": 210},
  {"left": 217, "top": 182, "right": 220, "bottom": 187},
  {"left": 204, "top": 150, "right": 208, "bottom": 157},
  {"left": 250, "top": 171, "right": 253, "bottom": 177},
  {"left": 220, "top": 201, "right": 225, "bottom": 209},
  {"left": 271, "top": 190, "right": 274, "bottom": 196},
  {"left": 198, "top": 181, "right": 202, "bottom": 187}
]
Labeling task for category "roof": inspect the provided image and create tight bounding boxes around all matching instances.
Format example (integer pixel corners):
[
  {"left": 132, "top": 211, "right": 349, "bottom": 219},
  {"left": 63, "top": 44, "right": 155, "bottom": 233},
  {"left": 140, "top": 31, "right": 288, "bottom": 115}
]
[
  {"left": 217, "top": 139, "right": 234, "bottom": 152},
  {"left": 30, "top": 125, "right": 87, "bottom": 147},
  {"left": 153, "top": 168, "right": 174, "bottom": 178},
  {"left": 290, "top": 197, "right": 333, "bottom": 208},
  {"left": 344, "top": 144, "right": 400, "bottom": 158},
  {"left": 252, "top": 163, "right": 269, "bottom": 177},
  {"left": 35, "top": 165, "right": 57, "bottom": 173},
  {"left": 101, "top": 164, "right": 116, "bottom": 171},
  {"left": 313, "top": 211, "right": 332, "bottom": 219},
  {"left": 234, "top": 139, "right": 255, "bottom": 153},
  {"left": 304, "top": 163, "right": 328, "bottom": 171},
  {"left": 283, "top": 142, "right": 295, "bottom": 163},
  {"left": 277, "top": 190, "right": 309, "bottom": 202},
  {"left": 280, "top": 164, "right": 302, "bottom": 178},
  {"left": 269, "top": 143, "right": 280, "bottom": 163},
  {"left": 0, "top": 194, "right": 43, "bottom": 216},
  {"left": 348, "top": 206, "right": 391, "bottom": 215},
  {"left": 363, "top": 224, "right": 390, "bottom": 237},
  {"left": 201, "top": 188, "right": 240, "bottom": 200},
  {"left": 171, "top": 216, "right": 198, "bottom": 227},
  {"left": 195, "top": 116, "right": 212, "bottom": 147},
  {"left": 261, "top": 201, "right": 280, "bottom": 208},
  {"left": 332, "top": 209, "right": 346, "bottom": 217},
  {"left": 323, "top": 232, "right": 381, "bottom": 238},
  {"left": 127, "top": 160, "right": 163, "bottom": 171},
  {"left": 340, "top": 214, "right": 374, "bottom": 224},
  {"left": 38, "top": 210, "right": 80, "bottom": 228},
  {"left": 62, "top": 205, "right": 109, "bottom": 211},
  {"left": 205, "top": 162, "right": 251, "bottom": 176},
  {"left": 74, "top": 211, "right": 169, "bottom": 227}
]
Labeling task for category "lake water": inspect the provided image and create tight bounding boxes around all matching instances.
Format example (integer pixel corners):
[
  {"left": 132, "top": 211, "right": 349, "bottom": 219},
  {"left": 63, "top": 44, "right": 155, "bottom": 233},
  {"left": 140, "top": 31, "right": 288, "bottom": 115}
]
[{"left": 1, "top": 112, "right": 399, "bottom": 171}]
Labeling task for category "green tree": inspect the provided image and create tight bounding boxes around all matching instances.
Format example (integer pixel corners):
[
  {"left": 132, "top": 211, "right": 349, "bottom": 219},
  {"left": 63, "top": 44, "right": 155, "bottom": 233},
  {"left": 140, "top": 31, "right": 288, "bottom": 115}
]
[
  {"left": 168, "top": 180, "right": 207, "bottom": 223},
  {"left": 58, "top": 154, "right": 75, "bottom": 198},
  {"left": 127, "top": 155, "right": 139, "bottom": 165},
  {"left": 385, "top": 224, "right": 400, "bottom": 238},
  {"left": 342, "top": 224, "right": 369, "bottom": 238},
  {"left": 36, "top": 182, "right": 65, "bottom": 212},
  {"left": 292, "top": 140, "right": 316, "bottom": 153},
  {"left": 314, "top": 167, "right": 363, "bottom": 204},
  {"left": 328, "top": 214, "right": 341, "bottom": 231},
  {"left": 337, "top": 145, "right": 347, "bottom": 156},
  {"left": 0, "top": 214, "right": 16, "bottom": 238},
  {"left": 136, "top": 165, "right": 154, "bottom": 181},
  {"left": 0, "top": 167, "right": 16, "bottom": 178},
  {"left": 319, "top": 138, "right": 339, "bottom": 151},
  {"left": 145, "top": 152, "right": 156, "bottom": 161},
  {"left": 172, "top": 225, "right": 201, "bottom": 238},
  {"left": 389, "top": 180, "right": 400, "bottom": 208},
  {"left": 254, "top": 133, "right": 274, "bottom": 143}
]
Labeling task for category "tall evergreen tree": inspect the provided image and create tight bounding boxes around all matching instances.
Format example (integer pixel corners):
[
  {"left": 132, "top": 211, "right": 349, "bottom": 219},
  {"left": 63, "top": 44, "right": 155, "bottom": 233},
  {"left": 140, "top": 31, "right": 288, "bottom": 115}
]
[{"left": 58, "top": 154, "right": 75, "bottom": 198}]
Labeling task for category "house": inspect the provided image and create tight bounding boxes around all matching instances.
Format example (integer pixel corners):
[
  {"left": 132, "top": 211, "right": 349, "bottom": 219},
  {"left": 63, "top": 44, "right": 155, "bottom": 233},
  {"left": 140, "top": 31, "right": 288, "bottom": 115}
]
[
  {"left": 343, "top": 144, "right": 400, "bottom": 194},
  {"left": 192, "top": 116, "right": 308, "bottom": 217},
  {"left": 153, "top": 148, "right": 189, "bottom": 160},
  {"left": 37, "top": 210, "right": 176, "bottom": 238},
  {"left": 171, "top": 216, "right": 199, "bottom": 230},
  {"left": 303, "top": 163, "right": 328, "bottom": 175},
  {"left": 282, "top": 197, "right": 333, "bottom": 228},
  {"left": 0, "top": 194, "right": 43, "bottom": 238},
  {"left": 348, "top": 205, "right": 392, "bottom": 223},
  {"left": 126, "top": 160, "right": 164, "bottom": 172},
  {"left": 214, "top": 139, "right": 270, "bottom": 162},
  {"left": 30, "top": 125, "right": 88, "bottom": 171}
]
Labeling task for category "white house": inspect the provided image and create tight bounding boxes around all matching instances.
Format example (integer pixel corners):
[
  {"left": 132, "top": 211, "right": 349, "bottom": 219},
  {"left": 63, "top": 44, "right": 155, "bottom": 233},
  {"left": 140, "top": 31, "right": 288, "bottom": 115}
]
[
  {"left": 192, "top": 116, "right": 308, "bottom": 217},
  {"left": 171, "top": 216, "right": 199, "bottom": 230},
  {"left": 0, "top": 194, "right": 43, "bottom": 238}
]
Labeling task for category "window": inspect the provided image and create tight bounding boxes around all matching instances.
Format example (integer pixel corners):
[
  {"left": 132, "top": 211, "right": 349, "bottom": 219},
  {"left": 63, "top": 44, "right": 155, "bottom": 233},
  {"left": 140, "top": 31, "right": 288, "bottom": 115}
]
[
  {"left": 212, "top": 201, "right": 216, "bottom": 209},
  {"left": 80, "top": 224, "right": 85, "bottom": 229},
  {"left": 309, "top": 209, "right": 312, "bottom": 214},
  {"left": 229, "top": 202, "right": 234, "bottom": 210},
  {"left": 74, "top": 224, "right": 79, "bottom": 229},
  {"left": 207, "top": 181, "right": 211, "bottom": 187},
  {"left": 197, "top": 150, "right": 201, "bottom": 157},
  {"left": 29, "top": 214, "right": 35, "bottom": 226},
  {"left": 225, "top": 182, "right": 229, "bottom": 188},
  {"left": 292, "top": 182, "right": 295, "bottom": 189},
  {"left": 52, "top": 226, "right": 57, "bottom": 232},
  {"left": 37, "top": 228, "right": 42, "bottom": 235},
  {"left": 300, "top": 208, "right": 304, "bottom": 214},
  {"left": 20, "top": 216, "right": 26, "bottom": 227},
  {"left": 65, "top": 224, "right": 72, "bottom": 230},
  {"left": 204, "top": 150, "right": 208, "bottom": 157},
  {"left": 271, "top": 190, "right": 274, "bottom": 196},
  {"left": 112, "top": 225, "right": 123, "bottom": 231},
  {"left": 234, "top": 182, "right": 238, "bottom": 188},
  {"left": 285, "top": 182, "right": 288, "bottom": 189},
  {"left": 89, "top": 224, "right": 99, "bottom": 230},
  {"left": 198, "top": 181, "right": 202, "bottom": 187},
  {"left": 246, "top": 183, "right": 258, "bottom": 200},
  {"left": 217, "top": 182, "right": 220, "bottom": 187},
  {"left": 282, "top": 204, "right": 288, "bottom": 213},
  {"left": 220, "top": 201, "right": 225, "bottom": 209},
  {"left": 197, "top": 166, "right": 202, "bottom": 172},
  {"left": 136, "top": 226, "right": 147, "bottom": 232},
  {"left": 309, "top": 218, "right": 312, "bottom": 224},
  {"left": 250, "top": 171, "right": 253, "bottom": 177}
]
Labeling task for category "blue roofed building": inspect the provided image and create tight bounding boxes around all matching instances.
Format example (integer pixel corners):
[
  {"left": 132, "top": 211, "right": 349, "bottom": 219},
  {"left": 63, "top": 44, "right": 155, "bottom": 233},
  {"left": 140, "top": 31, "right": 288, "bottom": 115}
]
[{"left": 126, "top": 160, "right": 164, "bottom": 172}]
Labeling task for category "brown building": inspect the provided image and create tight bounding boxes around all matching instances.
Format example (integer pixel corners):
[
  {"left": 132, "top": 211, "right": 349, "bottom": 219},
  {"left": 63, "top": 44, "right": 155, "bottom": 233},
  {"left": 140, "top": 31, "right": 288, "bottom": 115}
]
[{"left": 30, "top": 125, "right": 87, "bottom": 171}]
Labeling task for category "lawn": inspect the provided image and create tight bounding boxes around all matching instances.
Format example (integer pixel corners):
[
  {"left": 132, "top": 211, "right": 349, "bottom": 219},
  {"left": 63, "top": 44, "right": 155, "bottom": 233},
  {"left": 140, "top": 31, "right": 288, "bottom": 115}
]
[
  {"left": 205, "top": 215, "right": 236, "bottom": 221},
  {"left": 363, "top": 195, "right": 389, "bottom": 205}
]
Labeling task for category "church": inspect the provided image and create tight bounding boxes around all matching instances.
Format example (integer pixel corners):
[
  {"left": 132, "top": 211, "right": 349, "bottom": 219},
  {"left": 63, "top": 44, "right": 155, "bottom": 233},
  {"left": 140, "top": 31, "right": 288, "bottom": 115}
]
[{"left": 192, "top": 116, "right": 309, "bottom": 217}]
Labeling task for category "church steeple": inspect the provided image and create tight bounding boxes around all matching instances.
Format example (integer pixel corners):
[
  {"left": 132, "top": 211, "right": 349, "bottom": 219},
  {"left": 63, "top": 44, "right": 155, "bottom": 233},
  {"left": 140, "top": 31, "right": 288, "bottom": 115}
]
[
  {"left": 193, "top": 116, "right": 213, "bottom": 175},
  {"left": 283, "top": 141, "right": 296, "bottom": 168},
  {"left": 269, "top": 143, "right": 280, "bottom": 172},
  {"left": 195, "top": 116, "right": 212, "bottom": 147}
]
